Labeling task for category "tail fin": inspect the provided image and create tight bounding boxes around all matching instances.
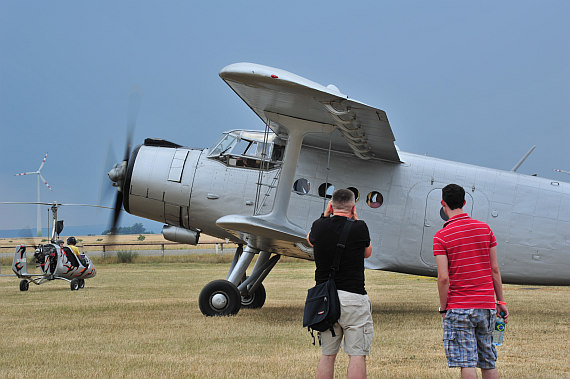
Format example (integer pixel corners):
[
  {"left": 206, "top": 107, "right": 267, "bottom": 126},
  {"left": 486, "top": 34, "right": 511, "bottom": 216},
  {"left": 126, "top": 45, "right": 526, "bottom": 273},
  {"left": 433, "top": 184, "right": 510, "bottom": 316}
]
[{"left": 12, "top": 245, "right": 30, "bottom": 277}]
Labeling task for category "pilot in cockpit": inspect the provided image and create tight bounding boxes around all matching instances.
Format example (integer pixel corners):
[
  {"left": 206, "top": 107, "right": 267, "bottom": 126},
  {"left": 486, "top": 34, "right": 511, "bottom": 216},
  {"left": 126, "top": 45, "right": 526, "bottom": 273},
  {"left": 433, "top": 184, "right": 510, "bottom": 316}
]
[{"left": 67, "top": 237, "right": 89, "bottom": 268}]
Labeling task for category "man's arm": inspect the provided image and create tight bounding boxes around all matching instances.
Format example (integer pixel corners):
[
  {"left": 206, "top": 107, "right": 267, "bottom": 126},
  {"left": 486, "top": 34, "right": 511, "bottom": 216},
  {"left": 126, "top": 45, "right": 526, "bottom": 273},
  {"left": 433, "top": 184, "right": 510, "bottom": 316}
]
[
  {"left": 435, "top": 254, "right": 449, "bottom": 317},
  {"left": 306, "top": 231, "right": 313, "bottom": 247},
  {"left": 364, "top": 244, "right": 372, "bottom": 258},
  {"left": 489, "top": 245, "right": 509, "bottom": 322}
]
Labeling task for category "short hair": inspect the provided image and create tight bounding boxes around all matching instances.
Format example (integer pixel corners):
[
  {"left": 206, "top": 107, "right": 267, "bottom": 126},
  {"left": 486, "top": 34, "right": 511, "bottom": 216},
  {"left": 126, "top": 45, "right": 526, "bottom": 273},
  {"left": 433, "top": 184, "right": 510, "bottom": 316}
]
[
  {"left": 442, "top": 184, "right": 465, "bottom": 210},
  {"left": 332, "top": 188, "right": 355, "bottom": 212}
]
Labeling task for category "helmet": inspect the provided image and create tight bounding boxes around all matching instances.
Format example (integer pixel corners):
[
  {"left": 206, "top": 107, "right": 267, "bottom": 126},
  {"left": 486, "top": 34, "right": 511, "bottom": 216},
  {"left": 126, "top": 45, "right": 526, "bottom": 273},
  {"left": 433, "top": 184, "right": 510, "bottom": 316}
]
[
  {"left": 67, "top": 236, "right": 77, "bottom": 245},
  {"left": 56, "top": 239, "right": 64, "bottom": 245}
]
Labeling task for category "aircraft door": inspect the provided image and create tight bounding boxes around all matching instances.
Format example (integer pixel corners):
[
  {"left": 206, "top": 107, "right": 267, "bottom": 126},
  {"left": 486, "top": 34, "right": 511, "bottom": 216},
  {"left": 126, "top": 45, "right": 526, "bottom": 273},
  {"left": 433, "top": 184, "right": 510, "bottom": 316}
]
[{"left": 420, "top": 188, "right": 473, "bottom": 267}]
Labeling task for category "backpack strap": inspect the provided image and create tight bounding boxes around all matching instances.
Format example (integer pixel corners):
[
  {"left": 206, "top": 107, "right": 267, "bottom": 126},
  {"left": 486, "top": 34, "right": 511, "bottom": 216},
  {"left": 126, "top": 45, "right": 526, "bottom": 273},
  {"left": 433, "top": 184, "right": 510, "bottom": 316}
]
[{"left": 329, "top": 218, "right": 354, "bottom": 280}]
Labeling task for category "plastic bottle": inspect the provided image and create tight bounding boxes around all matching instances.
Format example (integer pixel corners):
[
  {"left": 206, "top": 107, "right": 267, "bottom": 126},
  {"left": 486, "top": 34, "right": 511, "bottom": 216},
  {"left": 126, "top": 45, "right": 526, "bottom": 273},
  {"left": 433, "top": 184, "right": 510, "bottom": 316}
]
[{"left": 492, "top": 312, "right": 506, "bottom": 346}]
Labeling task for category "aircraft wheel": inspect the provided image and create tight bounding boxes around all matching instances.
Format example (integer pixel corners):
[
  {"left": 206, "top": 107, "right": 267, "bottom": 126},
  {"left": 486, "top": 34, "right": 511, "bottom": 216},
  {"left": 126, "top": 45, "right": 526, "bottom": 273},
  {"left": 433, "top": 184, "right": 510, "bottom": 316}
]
[
  {"left": 198, "top": 280, "right": 241, "bottom": 316},
  {"left": 78, "top": 279, "right": 85, "bottom": 289},
  {"left": 19, "top": 279, "right": 29, "bottom": 292},
  {"left": 241, "top": 283, "right": 266, "bottom": 309},
  {"left": 70, "top": 279, "right": 80, "bottom": 291}
]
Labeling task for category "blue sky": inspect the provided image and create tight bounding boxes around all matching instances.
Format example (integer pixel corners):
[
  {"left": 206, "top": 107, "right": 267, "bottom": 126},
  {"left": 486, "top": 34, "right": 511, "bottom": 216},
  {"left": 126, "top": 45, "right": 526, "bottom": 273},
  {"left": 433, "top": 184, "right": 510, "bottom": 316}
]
[{"left": 1, "top": 1, "right": 569, "bottom": 232}]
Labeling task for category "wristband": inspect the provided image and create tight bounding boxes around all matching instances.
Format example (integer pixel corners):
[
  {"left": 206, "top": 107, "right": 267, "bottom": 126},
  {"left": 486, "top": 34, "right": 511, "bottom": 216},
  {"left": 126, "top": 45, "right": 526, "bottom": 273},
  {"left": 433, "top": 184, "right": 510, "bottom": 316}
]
[{"left": 496, "top": 301, "right": 506, "bottom": 305}]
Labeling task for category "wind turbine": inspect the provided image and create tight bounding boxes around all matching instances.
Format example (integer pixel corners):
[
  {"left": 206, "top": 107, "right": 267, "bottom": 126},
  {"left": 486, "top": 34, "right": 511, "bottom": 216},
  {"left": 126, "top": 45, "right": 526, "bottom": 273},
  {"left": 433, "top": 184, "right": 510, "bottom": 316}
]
[{"left": 15, "top": 153, "right": 53, "bottom": 236}]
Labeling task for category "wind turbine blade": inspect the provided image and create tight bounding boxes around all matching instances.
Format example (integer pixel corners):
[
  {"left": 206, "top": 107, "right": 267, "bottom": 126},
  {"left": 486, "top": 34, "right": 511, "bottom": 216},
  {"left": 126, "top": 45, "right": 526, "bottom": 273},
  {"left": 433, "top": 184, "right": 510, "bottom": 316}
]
[
  {"left": 38, "top": 152, "right": 48, "bottom": 171},
  {"left": 39, "top": 174, "right": 53, "bottom": 190},
  {"left": 15, "top": 172, "right": 37, "bottom": 176}
]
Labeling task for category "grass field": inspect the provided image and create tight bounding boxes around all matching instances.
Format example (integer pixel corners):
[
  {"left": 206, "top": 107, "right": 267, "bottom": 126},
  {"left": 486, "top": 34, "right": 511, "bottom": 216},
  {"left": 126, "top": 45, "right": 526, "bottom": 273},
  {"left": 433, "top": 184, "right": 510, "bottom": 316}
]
[
  {"left": 0, "top": 257, "right": 568, "bottom": 378},
  {"left": 0, "top": 234, "right": 231, "bottom": 254}
]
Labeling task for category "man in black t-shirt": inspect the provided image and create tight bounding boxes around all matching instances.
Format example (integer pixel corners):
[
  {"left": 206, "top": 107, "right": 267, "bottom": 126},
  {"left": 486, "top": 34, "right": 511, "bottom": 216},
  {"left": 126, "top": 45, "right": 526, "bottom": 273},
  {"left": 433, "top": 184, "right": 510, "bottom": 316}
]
[{"left": 307, "top": 188, "right": 374, "bottom": 379}]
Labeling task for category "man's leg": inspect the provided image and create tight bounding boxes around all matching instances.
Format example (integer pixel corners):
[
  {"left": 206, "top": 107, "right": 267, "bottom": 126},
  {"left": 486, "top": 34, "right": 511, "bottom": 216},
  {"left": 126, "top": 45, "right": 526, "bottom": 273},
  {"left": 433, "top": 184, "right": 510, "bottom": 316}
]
[
  {"left": 481, "top": 368, "right": 499, "bottom": 379},
  {"left": 347, "top": 355, "right": 366, "bottom": 379},
  {"left": 460, "top": 367, "right": 477, "bottom": 379},
  {"left": 317, "top": 354, "right": 336, "bottom": 379}
]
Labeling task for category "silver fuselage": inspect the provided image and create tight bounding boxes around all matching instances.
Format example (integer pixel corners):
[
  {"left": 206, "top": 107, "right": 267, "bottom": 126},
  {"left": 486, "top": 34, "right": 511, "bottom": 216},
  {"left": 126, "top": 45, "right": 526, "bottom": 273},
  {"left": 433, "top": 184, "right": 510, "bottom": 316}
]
[{"left": 124, "top": 140, "right": 569, "bottom": 286}]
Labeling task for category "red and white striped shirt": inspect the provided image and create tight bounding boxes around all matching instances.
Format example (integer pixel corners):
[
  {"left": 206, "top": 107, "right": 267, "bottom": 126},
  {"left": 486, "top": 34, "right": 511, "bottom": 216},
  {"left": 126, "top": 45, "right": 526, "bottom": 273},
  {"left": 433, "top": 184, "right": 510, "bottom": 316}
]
[{"left": 433, "top": 213, "right": 497, "bottom": 309}]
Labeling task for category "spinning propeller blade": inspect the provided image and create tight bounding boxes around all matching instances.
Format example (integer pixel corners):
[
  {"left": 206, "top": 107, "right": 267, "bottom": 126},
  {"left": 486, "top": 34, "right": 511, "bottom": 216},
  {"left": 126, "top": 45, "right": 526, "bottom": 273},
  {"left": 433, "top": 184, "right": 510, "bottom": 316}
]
[{"left": 106, "top": 87, "right": 142, "bottom": 235}]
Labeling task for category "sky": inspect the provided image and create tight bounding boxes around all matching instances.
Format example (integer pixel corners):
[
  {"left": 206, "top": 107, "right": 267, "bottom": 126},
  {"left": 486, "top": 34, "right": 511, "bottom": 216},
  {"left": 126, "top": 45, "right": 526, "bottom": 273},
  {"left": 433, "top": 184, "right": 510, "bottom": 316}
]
[{"left": 0, "top": 1, "right": 569, "bottom": 234}]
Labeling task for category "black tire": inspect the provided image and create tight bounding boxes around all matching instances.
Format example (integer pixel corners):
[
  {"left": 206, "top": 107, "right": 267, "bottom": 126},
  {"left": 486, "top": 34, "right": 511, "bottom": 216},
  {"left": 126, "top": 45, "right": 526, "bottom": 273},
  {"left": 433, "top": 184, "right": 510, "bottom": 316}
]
[
  {"left": 198, "top": 280, "right": 241, "bottom": 316},
  {"left": 70, "top": 279, "right": 80, "bottom": 291},
  {"left": 241, "top": 283, "right": 266, "bottom": 309},
  {"left": 78, "top": 279, "right": 85, "bottom": 289},
  {"left": 19, "top": 279, "right": 29, "bottom": 292}
]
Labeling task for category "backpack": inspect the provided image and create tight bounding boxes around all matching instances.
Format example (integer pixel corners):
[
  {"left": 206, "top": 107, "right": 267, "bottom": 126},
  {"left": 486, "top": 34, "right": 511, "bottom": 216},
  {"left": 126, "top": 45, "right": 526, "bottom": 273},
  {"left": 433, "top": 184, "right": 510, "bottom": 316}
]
[{"left": 303, "top": 219, "right": 354, "bottom": 344}]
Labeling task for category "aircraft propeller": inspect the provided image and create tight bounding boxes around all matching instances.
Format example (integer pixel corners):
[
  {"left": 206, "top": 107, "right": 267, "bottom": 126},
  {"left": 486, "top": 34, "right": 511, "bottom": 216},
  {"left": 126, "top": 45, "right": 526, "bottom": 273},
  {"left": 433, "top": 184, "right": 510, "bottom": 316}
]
[{"left": 106, "top": 87, "right": 141, "bottom": 234}]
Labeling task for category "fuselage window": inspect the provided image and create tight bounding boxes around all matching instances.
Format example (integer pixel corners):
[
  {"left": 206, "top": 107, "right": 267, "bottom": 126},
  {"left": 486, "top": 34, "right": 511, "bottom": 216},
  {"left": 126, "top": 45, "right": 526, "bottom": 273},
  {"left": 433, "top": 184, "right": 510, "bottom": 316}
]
[
  {"left": 366, "top": 191, "right": 383, "bottom": 208},
  {"left": 347, "top": 187, "right": 360, "bottom": 202},
  {"left": 318, "top": 183, "right": 335, "bottom": 198},
  {"left": 293, "top": 178, "right": 310, "bottom": 195}
]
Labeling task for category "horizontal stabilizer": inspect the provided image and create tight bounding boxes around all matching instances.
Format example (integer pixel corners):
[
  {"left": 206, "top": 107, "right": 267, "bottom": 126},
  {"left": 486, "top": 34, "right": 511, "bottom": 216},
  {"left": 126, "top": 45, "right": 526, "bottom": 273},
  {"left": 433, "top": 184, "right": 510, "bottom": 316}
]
[{"left": 216, "top": 214, "right": 313, "bottom": 260}]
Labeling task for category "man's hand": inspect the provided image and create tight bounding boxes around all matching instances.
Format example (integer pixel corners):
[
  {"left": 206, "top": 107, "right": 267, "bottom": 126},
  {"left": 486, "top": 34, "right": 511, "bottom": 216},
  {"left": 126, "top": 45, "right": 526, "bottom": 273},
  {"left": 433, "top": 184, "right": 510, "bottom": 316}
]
[
  {"left": 497, "top": 303, "right": 509, "bottom": 323},
  {"left": 324, "top": 200, "right": 333, "bottom": 217}
]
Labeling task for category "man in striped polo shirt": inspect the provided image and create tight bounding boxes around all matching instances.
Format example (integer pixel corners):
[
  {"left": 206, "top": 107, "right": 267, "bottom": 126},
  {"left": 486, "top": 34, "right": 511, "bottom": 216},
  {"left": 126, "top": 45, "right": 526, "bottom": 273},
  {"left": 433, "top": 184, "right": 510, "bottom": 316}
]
[{"left": 434, "top": 184, "right": 509, "bottom": 379}]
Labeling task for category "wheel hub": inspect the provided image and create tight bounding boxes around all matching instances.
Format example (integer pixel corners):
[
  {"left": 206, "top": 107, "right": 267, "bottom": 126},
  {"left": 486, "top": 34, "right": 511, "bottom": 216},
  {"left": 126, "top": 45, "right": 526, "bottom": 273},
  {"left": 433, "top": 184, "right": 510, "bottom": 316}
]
[{"left": 211, "top": 293, "right": 228, "bottom": 310}]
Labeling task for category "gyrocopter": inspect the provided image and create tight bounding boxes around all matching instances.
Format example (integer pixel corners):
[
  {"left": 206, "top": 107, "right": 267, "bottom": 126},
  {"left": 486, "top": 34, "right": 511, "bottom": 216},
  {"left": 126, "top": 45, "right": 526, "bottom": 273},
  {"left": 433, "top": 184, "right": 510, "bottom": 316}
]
[{"left": 0, "top": 202, "right": 98, "bottom": 291}]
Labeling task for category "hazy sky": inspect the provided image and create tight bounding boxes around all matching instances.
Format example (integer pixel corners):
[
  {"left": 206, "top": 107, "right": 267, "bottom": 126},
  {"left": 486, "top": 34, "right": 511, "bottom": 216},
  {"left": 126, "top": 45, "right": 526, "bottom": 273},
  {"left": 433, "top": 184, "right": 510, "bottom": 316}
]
[{"left": 1, "top": 1, "right": 568, "bottom": 232}]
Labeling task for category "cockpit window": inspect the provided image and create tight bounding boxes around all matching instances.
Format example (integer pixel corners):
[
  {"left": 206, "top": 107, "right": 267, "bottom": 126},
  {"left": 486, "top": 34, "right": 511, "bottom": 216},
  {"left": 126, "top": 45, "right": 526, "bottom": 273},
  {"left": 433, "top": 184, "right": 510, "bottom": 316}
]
[
  {"left": 209, "top": 134, "right": 237, "bottom": 157},
  {"left": 208, "top": 131, "right": 284, "bottom": 170}
]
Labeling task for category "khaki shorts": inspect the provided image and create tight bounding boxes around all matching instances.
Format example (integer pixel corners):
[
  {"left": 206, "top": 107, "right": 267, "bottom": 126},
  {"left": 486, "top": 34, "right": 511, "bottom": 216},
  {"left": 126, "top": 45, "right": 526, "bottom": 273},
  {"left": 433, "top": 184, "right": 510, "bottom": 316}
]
[{"left": 319, "top": 290, "right": 374, "bottom": 356}]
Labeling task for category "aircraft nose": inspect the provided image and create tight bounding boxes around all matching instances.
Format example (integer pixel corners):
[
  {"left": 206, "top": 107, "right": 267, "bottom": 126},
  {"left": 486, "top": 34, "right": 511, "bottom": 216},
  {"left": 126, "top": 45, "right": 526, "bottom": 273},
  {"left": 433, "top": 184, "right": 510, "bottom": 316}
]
[{"left": 108, "top": 162, "right": 126, "bottom": 186}]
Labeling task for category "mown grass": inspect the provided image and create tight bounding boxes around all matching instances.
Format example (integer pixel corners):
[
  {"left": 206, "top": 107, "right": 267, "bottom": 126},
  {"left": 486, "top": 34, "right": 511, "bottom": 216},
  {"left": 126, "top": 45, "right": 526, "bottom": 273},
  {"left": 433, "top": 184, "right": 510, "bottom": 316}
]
[{"left": 0, "top": 258, "right": 568, "bottom": 378}]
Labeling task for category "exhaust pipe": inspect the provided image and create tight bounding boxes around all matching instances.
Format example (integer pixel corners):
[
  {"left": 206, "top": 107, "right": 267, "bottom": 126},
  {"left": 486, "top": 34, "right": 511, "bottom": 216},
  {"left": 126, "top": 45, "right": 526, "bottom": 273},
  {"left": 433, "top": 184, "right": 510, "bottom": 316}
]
[{"left": 162, "top": 225, "right": 200, "bottom": 245}]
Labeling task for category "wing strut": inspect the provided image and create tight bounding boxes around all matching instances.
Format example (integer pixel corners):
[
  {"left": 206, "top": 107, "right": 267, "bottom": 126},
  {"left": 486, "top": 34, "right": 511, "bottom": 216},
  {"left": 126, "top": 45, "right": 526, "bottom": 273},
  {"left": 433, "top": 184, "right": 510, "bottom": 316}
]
[{"left": 216, "top": 113, "right": 335, "bottom": 252}]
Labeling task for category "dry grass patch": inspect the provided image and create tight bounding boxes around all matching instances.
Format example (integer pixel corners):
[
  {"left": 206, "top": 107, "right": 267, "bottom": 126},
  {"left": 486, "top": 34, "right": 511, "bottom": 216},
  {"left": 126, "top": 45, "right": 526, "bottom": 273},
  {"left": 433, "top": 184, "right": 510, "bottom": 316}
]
[{"left": 0, "top": 260, "right": 568, "bottom": 378}]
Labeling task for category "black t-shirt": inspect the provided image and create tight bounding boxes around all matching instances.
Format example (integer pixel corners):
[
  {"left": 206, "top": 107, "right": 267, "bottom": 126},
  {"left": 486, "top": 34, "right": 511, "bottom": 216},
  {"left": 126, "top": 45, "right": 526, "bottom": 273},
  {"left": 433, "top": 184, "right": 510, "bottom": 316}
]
[{"left": 309, "top": 215, "right": 371, "bottom": 295}]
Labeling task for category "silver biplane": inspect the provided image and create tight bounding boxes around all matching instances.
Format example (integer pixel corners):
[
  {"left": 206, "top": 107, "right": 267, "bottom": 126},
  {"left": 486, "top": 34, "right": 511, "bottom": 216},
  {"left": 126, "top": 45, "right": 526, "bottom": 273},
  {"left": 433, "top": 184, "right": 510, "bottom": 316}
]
[
  {"left": 106, "top": 63, "right": 569, "bottom": 316},
  {"left": 0, "top": 202, "right": 96, "bottom": 291}
]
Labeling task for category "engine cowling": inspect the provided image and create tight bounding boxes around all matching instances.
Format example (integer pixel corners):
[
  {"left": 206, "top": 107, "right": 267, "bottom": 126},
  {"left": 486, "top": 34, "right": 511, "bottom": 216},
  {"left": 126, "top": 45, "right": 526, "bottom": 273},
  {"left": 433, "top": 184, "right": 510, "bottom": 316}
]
[{"left": 122, "top": 140, "right": 203, "bottom": 229}]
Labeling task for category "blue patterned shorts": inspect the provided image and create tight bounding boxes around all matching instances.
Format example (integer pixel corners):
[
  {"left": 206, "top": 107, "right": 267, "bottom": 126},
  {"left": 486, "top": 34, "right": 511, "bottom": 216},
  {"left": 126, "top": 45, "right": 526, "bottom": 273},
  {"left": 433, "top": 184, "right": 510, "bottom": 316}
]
[{"left": 442, "top": 309, "right": 497, "bottom": 368}]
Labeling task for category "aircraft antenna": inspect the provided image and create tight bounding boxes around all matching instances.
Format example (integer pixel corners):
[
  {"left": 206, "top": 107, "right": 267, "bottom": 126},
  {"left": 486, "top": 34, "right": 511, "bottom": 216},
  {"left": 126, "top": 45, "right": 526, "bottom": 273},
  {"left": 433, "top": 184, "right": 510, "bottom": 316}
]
[
  {"left": 511, "top": 145, "right": 536, "bottom": 172},
  {"left": 553, "top": 169, "right": 570, "bottom": 176}
]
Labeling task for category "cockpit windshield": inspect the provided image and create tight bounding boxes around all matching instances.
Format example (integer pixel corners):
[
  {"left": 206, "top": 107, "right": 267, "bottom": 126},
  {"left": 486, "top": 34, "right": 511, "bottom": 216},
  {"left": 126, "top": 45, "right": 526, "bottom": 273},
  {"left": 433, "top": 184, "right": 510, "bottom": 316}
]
[{"left": 208, "top": 130, "right": 284, "bottom": 170}]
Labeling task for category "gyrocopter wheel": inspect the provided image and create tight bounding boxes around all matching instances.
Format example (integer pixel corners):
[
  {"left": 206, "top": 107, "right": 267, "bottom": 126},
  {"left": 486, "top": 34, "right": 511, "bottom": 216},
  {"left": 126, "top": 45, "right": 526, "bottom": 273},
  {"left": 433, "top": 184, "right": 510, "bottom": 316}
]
[
  {"left": 19, "top": 279, "right": 29, "bottom": 292},
  {"left": 70, "top": 278, "right": 80, "bottom": 291},
  {"left": 78, "top": 279, "right": 85, "bottom": 289},
  {"left": 241, "top": 283, "right": 266, "bottom": 309},
  {"left": 198, "top": 280, "right": 241, "bottom": 316}
]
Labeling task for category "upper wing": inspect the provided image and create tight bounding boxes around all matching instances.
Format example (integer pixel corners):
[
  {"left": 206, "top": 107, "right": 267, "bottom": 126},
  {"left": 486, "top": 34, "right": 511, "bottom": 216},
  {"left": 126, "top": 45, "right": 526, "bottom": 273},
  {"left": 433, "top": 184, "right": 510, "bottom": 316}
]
[{"left": 220, "top": 63, "right": 400, "bottom": 162}]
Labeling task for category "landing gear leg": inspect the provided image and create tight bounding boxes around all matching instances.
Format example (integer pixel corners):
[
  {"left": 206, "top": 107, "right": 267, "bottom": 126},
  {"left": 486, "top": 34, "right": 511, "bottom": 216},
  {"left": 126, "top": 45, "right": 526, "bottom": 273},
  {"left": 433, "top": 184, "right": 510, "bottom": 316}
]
[{"left": 239, "top": 251, "right": 280, "bottom": 309}]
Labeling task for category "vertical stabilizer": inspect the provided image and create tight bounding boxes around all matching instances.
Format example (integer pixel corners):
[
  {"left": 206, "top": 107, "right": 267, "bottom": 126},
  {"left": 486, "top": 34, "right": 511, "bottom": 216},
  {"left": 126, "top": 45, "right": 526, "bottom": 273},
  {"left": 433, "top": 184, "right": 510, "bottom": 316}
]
[{"left": 12, "top": 245, "right": 29, "bottom": 277}]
